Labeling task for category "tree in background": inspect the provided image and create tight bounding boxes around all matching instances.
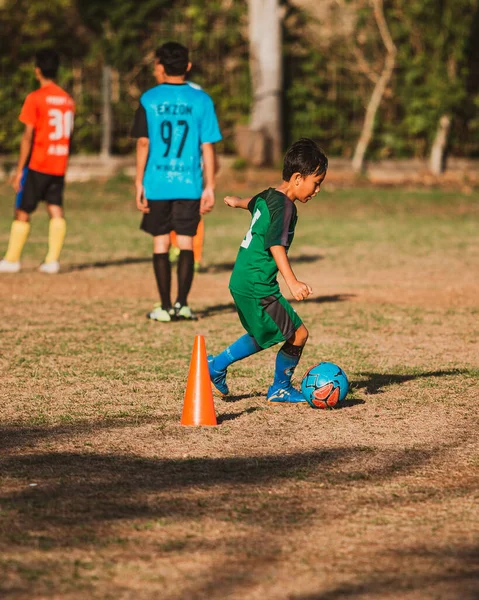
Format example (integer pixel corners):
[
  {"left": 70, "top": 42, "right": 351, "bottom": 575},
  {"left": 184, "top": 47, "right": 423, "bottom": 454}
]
[
  {"left": 287, "top": 0, "right": 479, "bottom": 167},
  {"left": 351, "top": 0, "right": 396, "bottom": 172},
  {"left": 288, "top": 0, "right": 397, "bottom": 171},
  {"left": 245, "top": 0, "right": 283, "bottom": 166},
  {"left": 391, "top": 0, "right": 479, "bottom": 173},
  {"left": 74, "top": 0, "right": 171, "bottom": 157},
  {"left": 0, "top": 0, "right": 88, "bottom": 153},
  {"left": 0, "top": 0, "right": 478, "bottom": 163}
]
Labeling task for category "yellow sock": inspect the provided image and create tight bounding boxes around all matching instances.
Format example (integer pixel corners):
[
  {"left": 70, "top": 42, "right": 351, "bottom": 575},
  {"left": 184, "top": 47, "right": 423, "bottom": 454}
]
[
  {"left": 44, "top": 218, "right": 66, "bottom": 263},
  {"left": 4, "top": 220, "right": 31, "bottom": 262}
]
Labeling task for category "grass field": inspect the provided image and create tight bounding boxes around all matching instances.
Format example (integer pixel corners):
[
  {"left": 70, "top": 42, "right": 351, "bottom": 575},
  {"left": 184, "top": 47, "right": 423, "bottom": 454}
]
[{"left": 0, "top": 175, "right": 478, "bottom": 599}]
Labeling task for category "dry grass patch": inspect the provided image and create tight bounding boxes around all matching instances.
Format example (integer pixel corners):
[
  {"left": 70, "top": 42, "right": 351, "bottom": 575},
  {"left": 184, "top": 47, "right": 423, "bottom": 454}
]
[{"left": 0, "top": 180, "right": 478, "bottom": 599}]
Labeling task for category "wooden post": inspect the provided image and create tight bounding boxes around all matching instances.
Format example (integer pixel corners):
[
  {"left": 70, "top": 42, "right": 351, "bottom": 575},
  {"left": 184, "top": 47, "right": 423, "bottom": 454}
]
[{"left": 101, "top": 64, "right": 112, "bottom": 159}]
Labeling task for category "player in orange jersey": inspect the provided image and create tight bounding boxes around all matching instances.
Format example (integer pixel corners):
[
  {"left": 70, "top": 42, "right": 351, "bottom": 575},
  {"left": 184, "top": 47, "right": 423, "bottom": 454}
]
[{"left": 0, "top": 49, "right": 75, "bottom": 274}]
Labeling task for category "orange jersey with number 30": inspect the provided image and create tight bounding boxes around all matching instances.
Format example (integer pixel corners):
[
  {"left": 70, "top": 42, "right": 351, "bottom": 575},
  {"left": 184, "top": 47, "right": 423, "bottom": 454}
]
[{"left": 19, "top": 82, "right": 75, "bottom": 176}]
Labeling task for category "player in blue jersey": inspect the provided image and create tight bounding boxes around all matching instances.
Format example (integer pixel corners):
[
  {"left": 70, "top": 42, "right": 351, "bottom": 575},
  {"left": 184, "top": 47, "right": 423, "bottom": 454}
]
[
  {"left": 150, "top": 59, "right": 212, "bottom": 273},
  {"left": 131, "top": 42, "right": 222, "bottom": 321}
]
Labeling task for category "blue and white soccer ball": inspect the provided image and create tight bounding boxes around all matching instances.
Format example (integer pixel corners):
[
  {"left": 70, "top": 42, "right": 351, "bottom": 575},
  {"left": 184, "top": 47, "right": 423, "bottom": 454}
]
[{"left": 301, "top": 362, "right": 349, "bottom": 409}]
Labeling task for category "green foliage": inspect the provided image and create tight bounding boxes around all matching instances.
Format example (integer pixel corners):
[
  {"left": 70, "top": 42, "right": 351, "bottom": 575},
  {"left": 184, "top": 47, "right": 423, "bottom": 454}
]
[
  {"left": 0, "top": 0, "right": 478, "bottom": 157},
  {"left": 283, "top": 14, "right": 363, "bottom": 156},
  {"left": 386, "top": 0, "right": 478, "bottom": 156},
  {"left": 0, "top": 0, "right": 88, "bottom": 152}
]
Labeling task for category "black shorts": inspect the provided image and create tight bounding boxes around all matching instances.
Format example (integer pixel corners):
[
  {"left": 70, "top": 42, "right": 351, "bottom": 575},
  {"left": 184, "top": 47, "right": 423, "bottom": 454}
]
[
  {"left": 140, "top": 199, "right": 201, "bottom": 237},
  {"left": 16, "top": 168, "right": 65, "bottom": 214}
]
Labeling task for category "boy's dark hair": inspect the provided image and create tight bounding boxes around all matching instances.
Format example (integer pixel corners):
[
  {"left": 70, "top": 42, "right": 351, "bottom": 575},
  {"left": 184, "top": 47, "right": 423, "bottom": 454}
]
[
  {"left": 282, "top": 138, "right": 328, "bottom": 181},
  {"left": 155, "top": 42, "right": 189, "bottom": 76},
  {"left": 35, "top": 49, "right": 60, "bottom": 80}
]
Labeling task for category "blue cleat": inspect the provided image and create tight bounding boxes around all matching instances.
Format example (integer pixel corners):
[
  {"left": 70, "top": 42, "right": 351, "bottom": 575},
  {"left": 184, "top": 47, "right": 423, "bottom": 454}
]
[
  {"left": 267, "top": 385, "right": 307, "bottom": 404},
  {"left": 207, "top": 355, "right": 229, "bottom": 396}
]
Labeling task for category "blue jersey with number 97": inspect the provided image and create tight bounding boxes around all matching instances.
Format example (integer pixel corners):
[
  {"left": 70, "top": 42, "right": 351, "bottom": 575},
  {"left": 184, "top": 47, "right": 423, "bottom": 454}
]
[{"left": 132, "top": 83, "right": 222, "bottom": 200}]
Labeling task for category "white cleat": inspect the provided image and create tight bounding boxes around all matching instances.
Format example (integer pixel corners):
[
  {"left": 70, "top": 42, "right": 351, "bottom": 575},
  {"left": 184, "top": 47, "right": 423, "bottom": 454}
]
[
  {"left": 0, "top": 259, "right": 21, "bottom": 273},
  {"left": 39, "top": 261, "right": 60, "bottom": 274}
]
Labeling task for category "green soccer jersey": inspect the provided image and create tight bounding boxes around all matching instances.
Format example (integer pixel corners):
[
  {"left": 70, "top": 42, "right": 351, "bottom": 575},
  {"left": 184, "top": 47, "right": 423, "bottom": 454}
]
[{"left": 229, "top": 188, "right": 298, "bottom": 298}]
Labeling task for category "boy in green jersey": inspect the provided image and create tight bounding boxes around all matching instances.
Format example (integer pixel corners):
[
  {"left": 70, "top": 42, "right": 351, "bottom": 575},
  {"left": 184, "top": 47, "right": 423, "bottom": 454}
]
[{"left": 208, "top": 138, "right": 328, "bottom": 403}]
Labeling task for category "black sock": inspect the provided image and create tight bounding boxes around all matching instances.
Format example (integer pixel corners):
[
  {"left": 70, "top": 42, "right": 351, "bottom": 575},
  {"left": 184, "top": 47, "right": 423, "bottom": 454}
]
[
  {"left": 176, "top": 249, "right": 194, "bottom": 306},
  {"left": 280, "top": 341, "right": 304, "bottom": 358},
  {"left": 152, "top": 253, "right": 171, "bottom": 309}
]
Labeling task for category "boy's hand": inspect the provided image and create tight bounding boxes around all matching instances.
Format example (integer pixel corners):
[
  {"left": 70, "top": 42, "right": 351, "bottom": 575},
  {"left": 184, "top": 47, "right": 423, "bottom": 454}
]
[
  {"left": 289, "top": 280, "right": 313, "bottom": 301},
  {"left": 11, "top": 170, "right": 23, "bottom": 194},
  {"left": 135, "top": 182, "right": 150, "bottom": 213},
  {"left": 224, "top": 195, "right": 241, "bottom": 208},
  {"left": 200, "top": 186, "right": 215, "bottom": 214}
]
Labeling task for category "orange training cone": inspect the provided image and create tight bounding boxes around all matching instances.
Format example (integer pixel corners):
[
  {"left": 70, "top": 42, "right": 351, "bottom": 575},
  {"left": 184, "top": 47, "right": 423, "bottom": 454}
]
[{"left": 180, "top": 335, "right": 217, "bottom": 426}]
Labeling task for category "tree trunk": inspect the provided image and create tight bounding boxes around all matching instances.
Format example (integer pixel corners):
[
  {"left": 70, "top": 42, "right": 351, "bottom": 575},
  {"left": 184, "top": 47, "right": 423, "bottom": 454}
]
[
  {"left": 246, "top": 0, "right": 283, "bottom": 165},
  {"left": 352, "top": 0, "right": 396, "bottom": 173},
  {"left": 429, "top": 115, "right": 451, "bottom": 175},
  {"left": 429, "top": 57, "right": 455, "bottom": 175},
  {"left": 101, "top": 64, "right": 113, "bottom": 159}
]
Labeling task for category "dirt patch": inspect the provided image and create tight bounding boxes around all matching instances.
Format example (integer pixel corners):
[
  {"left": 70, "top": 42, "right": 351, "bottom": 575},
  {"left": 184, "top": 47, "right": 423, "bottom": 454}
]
[{"left": 0, "top": 183, "right": 478, "bottom": 599}]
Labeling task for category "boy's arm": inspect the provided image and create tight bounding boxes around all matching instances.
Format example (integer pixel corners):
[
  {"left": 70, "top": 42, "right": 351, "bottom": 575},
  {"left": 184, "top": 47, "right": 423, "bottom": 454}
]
[
  {"left": 224, "top": 196, "right": 252, "bottom": 209},
  {"left": 270, "top": 245, "right": 312, "bottom": 301},
  {"left": 11, "top": 124, "right": 34, "bottom": 193},
  {"left": 135, "top": 137, "right": 150, "bottom": 213},
  {"left": 200, "top": 142, "right": 216, "bottom": 215}
]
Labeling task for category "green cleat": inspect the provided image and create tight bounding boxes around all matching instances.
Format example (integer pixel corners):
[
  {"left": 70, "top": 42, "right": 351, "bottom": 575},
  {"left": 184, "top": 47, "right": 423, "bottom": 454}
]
[
  {"left": 147, "top": 304, "right": 176, "bottom": 322},
  {"left": 174, "top": 302, "right": 198, "bottom": 321}
]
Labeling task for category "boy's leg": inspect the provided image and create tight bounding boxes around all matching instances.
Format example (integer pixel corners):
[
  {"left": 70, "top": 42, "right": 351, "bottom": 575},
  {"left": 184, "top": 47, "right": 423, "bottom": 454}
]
[
  {"left": 175, "top": 236, "right": 194, "bottom": 309},
  {"left": 39, "top": 175, "right": 67, "bottom": 273},
  {"left": 149, "top": 234, "right": 175, "bottom": 321},
  {"left": 39, "top": 204, "right": 66, "bottom": 274},
  {"left": 267, "top": 325, "right": 309, "bottom": 404},
  {"left": 208, "top": 334, "right": 263, "bottom": 396},
  {"left": 1, "top": 213, "right": 30, "bottom": 270},
  {"left": 172, "top": 200, "right": 201, "bottom": 320},
  {"left": 0, "top": 169, "right": 34, "bottom": 272},
  {"left": 141, "top": 201, "right": 176, "bottom": 322}
]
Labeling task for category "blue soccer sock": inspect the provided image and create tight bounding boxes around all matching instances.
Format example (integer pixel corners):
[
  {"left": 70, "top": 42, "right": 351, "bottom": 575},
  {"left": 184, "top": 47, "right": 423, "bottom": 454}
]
[
  {"left": 271, "top": 341, "right": 304, "bottom": 390},
  {"left": 213, "top": 334, "right": 262, "bottom": 372}
]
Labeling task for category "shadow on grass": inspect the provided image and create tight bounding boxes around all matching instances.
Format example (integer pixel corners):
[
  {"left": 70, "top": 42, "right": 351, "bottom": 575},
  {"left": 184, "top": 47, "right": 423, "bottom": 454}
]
[
  {"left": 197, "top": 293, "right": 354, "bottom": 319},
  {"left": 217, "top": 407, "right": 262, "bottom": 423},
  {"left": 220, "top": 393, "right": 365, "bottom": 409},
  {"left": 220, "top": 392, "right": 264, "bottom": 404},
  {"left": 197, "top": 302, "right": 236, "bottom": 318},
  {"left": 0, "top": 444, "right": 465, "bottom": 533},
  {"left": 292, "top": 543, "right": 479, "bottom": 600},
  {"left": 63, "top": 253, "right": 322, "bottom": 274},
  {"left": 0, "top": 415, "right": 164, "bottom": 451},
  {"left": 351, "top": 369, "right": 469, "bottom": 395},
  {"left": 306, "top": 293, "right": 356, "bottom": 304},
  {"left": 1, "top": 442, "right": 475, "bottom": 598},
  {"left": 290, "top": 294, "right": 355, "bottom": 306},
  {"left": 335, "top": 396, "right": 366, "bottom": 409},
  {"left": 205, "top": 253, "right": 323, "bottom": 274},
  {"left": 66, "top": 257, "right": 150, "bottom": 271}
]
